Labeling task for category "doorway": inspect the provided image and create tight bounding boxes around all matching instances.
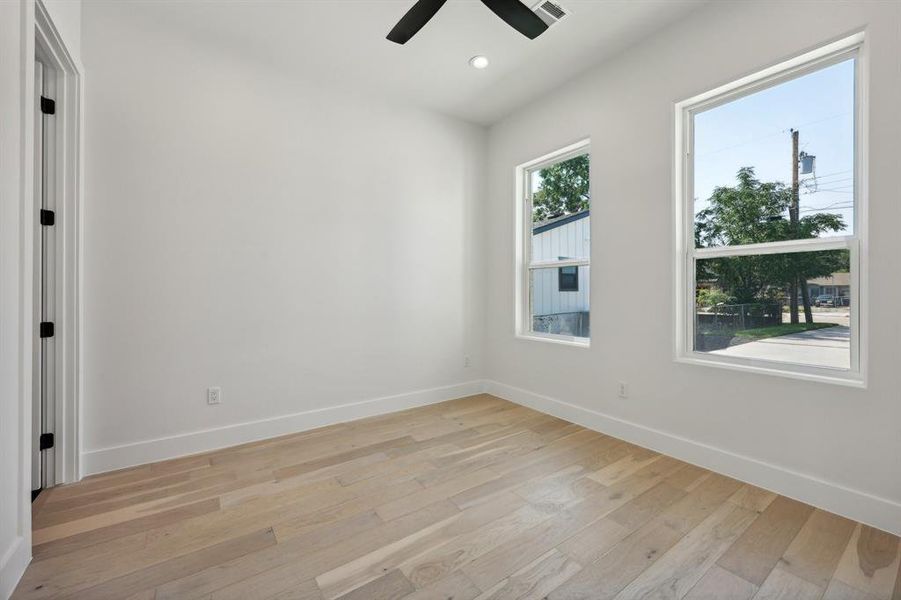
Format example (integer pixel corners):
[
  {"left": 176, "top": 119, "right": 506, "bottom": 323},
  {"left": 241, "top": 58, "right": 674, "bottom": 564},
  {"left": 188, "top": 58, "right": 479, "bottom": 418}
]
[
  {"left": 32, "top": 57, "right": 57, "bottom": 499},
  {"left": 30, "top": 1, "right": 84, "bottom": 495}
]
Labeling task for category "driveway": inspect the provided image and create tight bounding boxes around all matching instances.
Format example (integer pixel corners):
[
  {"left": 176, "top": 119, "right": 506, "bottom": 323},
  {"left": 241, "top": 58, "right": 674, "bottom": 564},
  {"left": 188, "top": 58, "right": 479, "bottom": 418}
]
[
  {"left": 710, "top": 325, "right": 850, "bottom": 369},
  {"left": 782, "top": 311, "right": 850, "bottom": 327}
]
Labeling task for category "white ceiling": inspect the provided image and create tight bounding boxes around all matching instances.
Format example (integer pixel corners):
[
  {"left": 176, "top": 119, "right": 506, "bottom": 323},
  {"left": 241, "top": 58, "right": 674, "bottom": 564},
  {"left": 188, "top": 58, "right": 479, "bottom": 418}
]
[{"left": 106, "top": 0, "right": 707, "bottom": 125}]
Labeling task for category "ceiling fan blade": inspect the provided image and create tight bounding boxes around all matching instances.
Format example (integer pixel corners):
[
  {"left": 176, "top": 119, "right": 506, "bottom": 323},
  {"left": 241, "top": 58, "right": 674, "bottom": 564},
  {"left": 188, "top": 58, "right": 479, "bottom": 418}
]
[
  {"left": 386, "top": 0, "right": 449, "bottom": 45},
  {"left": 480, "top": 0, "right": 549, "bottom": 39}
]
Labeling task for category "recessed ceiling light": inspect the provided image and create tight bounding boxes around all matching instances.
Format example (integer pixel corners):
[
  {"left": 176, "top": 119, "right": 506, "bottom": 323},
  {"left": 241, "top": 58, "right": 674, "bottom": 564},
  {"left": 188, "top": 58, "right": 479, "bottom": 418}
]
[{"left": 469, "top": 55, "right": 489, "bottom": 69}]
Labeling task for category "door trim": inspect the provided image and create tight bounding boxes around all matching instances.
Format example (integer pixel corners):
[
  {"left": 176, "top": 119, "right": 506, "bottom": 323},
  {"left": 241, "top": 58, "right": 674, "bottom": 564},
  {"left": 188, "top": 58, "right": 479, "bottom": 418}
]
[{"left": 34, "top": 0, "right": 84, "bottom": 484}]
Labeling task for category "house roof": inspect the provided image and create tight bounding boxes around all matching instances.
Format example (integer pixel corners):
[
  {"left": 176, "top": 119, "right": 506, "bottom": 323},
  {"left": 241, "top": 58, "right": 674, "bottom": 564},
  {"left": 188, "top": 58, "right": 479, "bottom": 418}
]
[
  {"left": 532, "top": 209, "right": 589, "bottom": 235},
  {"left": 807, "top": 272, "right": 850, "bottom": 286}
]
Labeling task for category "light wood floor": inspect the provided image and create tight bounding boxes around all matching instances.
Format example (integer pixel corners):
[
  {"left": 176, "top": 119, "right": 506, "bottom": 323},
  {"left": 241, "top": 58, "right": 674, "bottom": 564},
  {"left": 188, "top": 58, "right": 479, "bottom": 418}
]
[{"left": 14, "top": 395, "right": 901, "bottom": 600}]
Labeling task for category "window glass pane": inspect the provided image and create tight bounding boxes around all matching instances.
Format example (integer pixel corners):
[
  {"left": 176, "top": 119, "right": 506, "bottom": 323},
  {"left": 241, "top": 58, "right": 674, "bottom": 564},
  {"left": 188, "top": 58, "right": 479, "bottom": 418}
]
[
  {"left": 530, "top": 153, "right": 590, "bottom": 262},
  {"left": 559, "top": 266, "right": 579, "bottom": 292},
  {"left": 694, "top": 58, "right": 855, "bottom": 248},
  {"left": 695, "top": 249, "right": 850, "bottom": 369},
  {"left": 530, "top": 266, "right": 590, "bottom": 339}
]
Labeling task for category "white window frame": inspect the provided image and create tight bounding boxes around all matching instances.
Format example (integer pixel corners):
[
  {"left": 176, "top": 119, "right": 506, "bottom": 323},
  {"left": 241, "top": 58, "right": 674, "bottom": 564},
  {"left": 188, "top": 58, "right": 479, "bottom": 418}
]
[
  {"left": 673, "top": 33, "right": 867, "bottom": 387},
  {"left": 515, "top": 139, "right": 591, "bottom": 347}
]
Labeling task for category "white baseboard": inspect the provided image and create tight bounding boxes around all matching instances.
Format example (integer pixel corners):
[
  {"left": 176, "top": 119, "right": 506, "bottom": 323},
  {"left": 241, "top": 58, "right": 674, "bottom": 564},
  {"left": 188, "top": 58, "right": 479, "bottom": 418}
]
[
  {"left": 0, "top": 536, "right": 30, "bottom": 600},
  {"left": 485, "top": 380, "right": 901, "bottom": 536},
  {"left": 81, "top": 380, "right": 487, "bottom": 476},
  {"left": 78, "top": 378, "right": 901, "bottom": 536}
]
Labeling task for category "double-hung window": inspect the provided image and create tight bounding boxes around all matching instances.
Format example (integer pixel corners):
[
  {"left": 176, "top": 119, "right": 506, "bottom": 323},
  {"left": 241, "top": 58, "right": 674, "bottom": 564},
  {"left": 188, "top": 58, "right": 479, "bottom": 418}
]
[
  {"left": 675, "top": 34, "right": 865, "bottom": 385},
  {"left": 517, "top": 140, "right": 591, "bottom": 345}
]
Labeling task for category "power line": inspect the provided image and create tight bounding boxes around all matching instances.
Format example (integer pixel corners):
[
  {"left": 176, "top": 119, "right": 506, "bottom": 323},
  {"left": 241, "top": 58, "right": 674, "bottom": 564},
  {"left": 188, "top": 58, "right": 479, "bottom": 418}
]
[
  {"left": 797, "top": 197, "right": 854, "bottom": 210},
  {"left": 810, "top": 169, "right": 852, "bottom": 179},
  {"left": 695, "top": 111, "right": 851, "bottom": 158},
  {"left": 808, "top": 199, "right": 853, "bottom": 209},
  {"left": 809, "top": 175, "right": 853, "bottom": 186},
  {"left": 804, "top": 177, "right": 853, "bottom": 188},
  {"left": 801, "top": 188, "right": 852, "bottom": 198},
  {"left": 798, "top": 204, "right": 853, "bottom": 213},
  {"left": 801, "top": 183, "right": 854, "bottom": 194}
]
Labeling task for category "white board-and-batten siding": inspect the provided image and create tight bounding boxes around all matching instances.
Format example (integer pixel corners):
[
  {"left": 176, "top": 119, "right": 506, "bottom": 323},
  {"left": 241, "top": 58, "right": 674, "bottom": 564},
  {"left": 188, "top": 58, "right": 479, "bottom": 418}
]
[{"left": 531, "top": 213, "right": 590, "bottom": 316}]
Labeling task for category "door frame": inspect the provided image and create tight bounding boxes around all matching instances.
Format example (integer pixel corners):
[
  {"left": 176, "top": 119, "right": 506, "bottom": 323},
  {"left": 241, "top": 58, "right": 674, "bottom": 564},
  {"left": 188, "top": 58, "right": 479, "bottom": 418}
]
[{"left": 34, "top": 0, "right": 84, "bottom": 485}]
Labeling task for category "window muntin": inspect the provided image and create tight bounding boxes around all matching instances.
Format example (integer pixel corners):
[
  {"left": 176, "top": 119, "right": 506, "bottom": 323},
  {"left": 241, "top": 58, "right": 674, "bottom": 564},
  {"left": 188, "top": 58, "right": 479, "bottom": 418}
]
[
  {"left": 519, "top": 143, "right": 590, "bottom": 343},
  {"left": 677, "top": 40, "right": 863, "bottom": 382}
]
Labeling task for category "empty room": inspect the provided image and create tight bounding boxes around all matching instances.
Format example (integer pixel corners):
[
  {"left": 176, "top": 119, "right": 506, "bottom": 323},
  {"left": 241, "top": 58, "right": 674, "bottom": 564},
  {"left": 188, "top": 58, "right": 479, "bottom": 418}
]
[{"left": 2, "top": 0, "right": 900, "bottom": 598}]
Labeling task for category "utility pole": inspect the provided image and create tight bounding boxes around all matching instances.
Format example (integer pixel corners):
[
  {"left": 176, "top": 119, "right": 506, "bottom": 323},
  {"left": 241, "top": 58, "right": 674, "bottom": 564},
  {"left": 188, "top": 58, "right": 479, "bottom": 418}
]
[
  {"left": 790, "top": 128, "right": 814, "bottom": 324},
  {"left": 789, "top": 129, "right": 800, "bottom": 324}
]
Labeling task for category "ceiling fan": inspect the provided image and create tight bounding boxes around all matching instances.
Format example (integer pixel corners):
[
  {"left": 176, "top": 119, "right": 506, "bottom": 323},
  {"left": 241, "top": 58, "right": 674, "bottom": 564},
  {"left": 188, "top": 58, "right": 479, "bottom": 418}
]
[{"left": 387, "top": 0, "right": 549, "bottom": 45}]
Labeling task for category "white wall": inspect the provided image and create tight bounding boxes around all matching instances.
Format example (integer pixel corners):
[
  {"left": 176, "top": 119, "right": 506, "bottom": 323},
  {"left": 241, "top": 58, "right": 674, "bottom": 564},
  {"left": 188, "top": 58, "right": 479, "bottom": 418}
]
[
  {"left": 80, "top": 3, "right": 486, "bottom": 473},
  {"left": 42, "top": 0, "right": 81, "bottom": 61},
  {"left": 0, "top": 2, "right": 35, "bottom": 596},
  {"left": 484, "top": 0, "right": 901, "bottom": 534}
]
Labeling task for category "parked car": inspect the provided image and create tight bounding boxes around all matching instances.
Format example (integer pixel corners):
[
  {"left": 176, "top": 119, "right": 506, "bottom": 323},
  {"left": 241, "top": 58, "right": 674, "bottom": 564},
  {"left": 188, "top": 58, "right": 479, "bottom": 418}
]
[{"left": 815, "top": 295, "right": 835, "bottom": 307}]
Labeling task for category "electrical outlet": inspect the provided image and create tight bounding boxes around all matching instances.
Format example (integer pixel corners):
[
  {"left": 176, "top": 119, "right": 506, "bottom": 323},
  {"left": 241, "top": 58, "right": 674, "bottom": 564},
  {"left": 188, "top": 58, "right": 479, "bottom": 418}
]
[
  {"left": 464, "top": 355, "right": 471, "bottom": 368},
  {"left": 207, "top": 386, "right": 222, "bottom": 405},
  {"left": 617, "top": 382, "right": 628, "bottom": 399}
]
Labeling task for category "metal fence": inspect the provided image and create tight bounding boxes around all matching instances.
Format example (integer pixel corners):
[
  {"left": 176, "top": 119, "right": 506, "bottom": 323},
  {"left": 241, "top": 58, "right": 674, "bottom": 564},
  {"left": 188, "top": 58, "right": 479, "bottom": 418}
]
[{"left": 696, "top": 302, "right": 783, "bottom": 333}]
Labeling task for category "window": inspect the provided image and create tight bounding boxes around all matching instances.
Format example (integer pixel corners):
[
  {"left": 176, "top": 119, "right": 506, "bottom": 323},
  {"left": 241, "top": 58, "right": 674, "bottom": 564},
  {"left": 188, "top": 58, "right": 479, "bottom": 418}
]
[
  {"left": 516, "top": 140, "right": 590, "bottom": 345},
  {"left": 559, "top": 266, "right": 579, "bottom": 292},
  {"left": 675, "top": 34, "right": 865, "bottom": 384}
]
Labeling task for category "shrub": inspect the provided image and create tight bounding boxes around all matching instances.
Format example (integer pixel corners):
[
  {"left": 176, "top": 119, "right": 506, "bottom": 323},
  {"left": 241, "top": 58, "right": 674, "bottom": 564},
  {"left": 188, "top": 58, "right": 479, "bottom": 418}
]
[{"left": 696, "top": 288, "right": 732, "bottom": 309}]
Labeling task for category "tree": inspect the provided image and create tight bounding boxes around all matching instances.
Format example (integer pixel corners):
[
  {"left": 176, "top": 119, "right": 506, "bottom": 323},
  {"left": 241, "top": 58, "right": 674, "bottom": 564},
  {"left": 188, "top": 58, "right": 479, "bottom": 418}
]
[
  {"left": 695, "top": 167, "right": 848, "bottom": 321},
  {"left": 532, "top": 154, "right": 590, "bottom": 222}
]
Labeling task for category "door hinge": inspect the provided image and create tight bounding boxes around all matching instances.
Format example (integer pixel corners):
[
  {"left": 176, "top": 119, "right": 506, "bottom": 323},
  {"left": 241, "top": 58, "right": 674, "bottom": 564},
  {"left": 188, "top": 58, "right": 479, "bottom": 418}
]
[
  {"left": 39, "top": 433, "right": 54, "bottom": 451},
  {"left": 40, "top": 96, "right": 55, "bottom": 115},
  {"left": 40, "top": 209, "right": 55, "bottom": 226},
  {"left": 40, "top": 321, "right": 54, "bottom": 338}
]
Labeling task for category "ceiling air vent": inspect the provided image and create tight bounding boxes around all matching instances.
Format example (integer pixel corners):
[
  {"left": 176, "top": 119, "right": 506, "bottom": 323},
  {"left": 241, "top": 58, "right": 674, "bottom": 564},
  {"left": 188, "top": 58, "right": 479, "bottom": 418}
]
[{"left": 531, "top": 0, "right": 568, "bottom": 27}]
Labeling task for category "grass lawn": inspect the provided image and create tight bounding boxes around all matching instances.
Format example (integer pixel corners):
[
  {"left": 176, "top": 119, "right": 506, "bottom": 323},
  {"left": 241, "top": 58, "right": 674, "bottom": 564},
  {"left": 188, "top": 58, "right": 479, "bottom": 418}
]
[{"left": 734, "top": 322, "right": 838, "bottom": 340}]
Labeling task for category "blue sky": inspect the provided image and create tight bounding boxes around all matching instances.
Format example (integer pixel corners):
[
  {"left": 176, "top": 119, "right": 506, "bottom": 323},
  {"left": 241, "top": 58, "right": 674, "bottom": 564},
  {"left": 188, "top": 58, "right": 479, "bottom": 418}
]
[{"left": 693, "top": 58, "right": 855, "bottom": 239}]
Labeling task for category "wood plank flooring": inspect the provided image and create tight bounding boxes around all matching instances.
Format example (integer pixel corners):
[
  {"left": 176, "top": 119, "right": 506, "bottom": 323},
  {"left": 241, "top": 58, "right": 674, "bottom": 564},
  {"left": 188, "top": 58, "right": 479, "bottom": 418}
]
[{"left": 13, "top": 394, "right": 901, "bottom": 600}]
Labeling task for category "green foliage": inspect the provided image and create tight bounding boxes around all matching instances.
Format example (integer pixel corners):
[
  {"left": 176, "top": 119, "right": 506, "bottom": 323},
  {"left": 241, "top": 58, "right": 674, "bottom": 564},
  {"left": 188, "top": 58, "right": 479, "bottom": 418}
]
[
  {"left": 532, "top": 154, "right": 590, "bottom": 222},
  {"left": 695, "top": 168, "right": 845, "bottom": 247},
  {"left": 695, "top": 168, "right": 849, "bottom": 303},
  {"left": 696, "top": 288, "right": 732, "bottom": 308},
  {"left": 695, "top": 168, "right": 794, "bottom": 247}
]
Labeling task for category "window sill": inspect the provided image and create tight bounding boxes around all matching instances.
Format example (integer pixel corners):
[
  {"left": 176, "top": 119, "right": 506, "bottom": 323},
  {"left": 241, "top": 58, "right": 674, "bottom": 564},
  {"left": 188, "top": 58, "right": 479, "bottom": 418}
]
[
  {"left": 516, "top": 332, "right": 590, "bottom": 349},
  {"left": 675, "top": 353, "right": 866, "bottom": 389}
]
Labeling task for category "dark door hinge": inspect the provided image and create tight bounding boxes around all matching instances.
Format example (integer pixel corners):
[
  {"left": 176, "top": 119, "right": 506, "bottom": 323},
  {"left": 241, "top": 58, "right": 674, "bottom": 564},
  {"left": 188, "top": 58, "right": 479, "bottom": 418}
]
[
  {"left": 39, "top": 433, "right": 54, "bottom": 451},
  {"left": 40, "top": 321, "right": 54, "bottom": 338},
  {"left": 40, "top": 96, "right": 55, "bottom": 115},
  {"left": 40, "top": 209, "right": 55, "bottom": 226}
]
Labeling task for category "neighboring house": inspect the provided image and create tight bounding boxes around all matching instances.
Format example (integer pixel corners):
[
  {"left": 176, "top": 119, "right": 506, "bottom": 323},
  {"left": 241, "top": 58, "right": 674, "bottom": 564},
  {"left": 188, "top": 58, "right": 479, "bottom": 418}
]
[
  {"left": 807, "top": 272, "right": 850, "bottom": 302},
  {"left": 531, "top": 210, "right": 590, "bottom": 337}
]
